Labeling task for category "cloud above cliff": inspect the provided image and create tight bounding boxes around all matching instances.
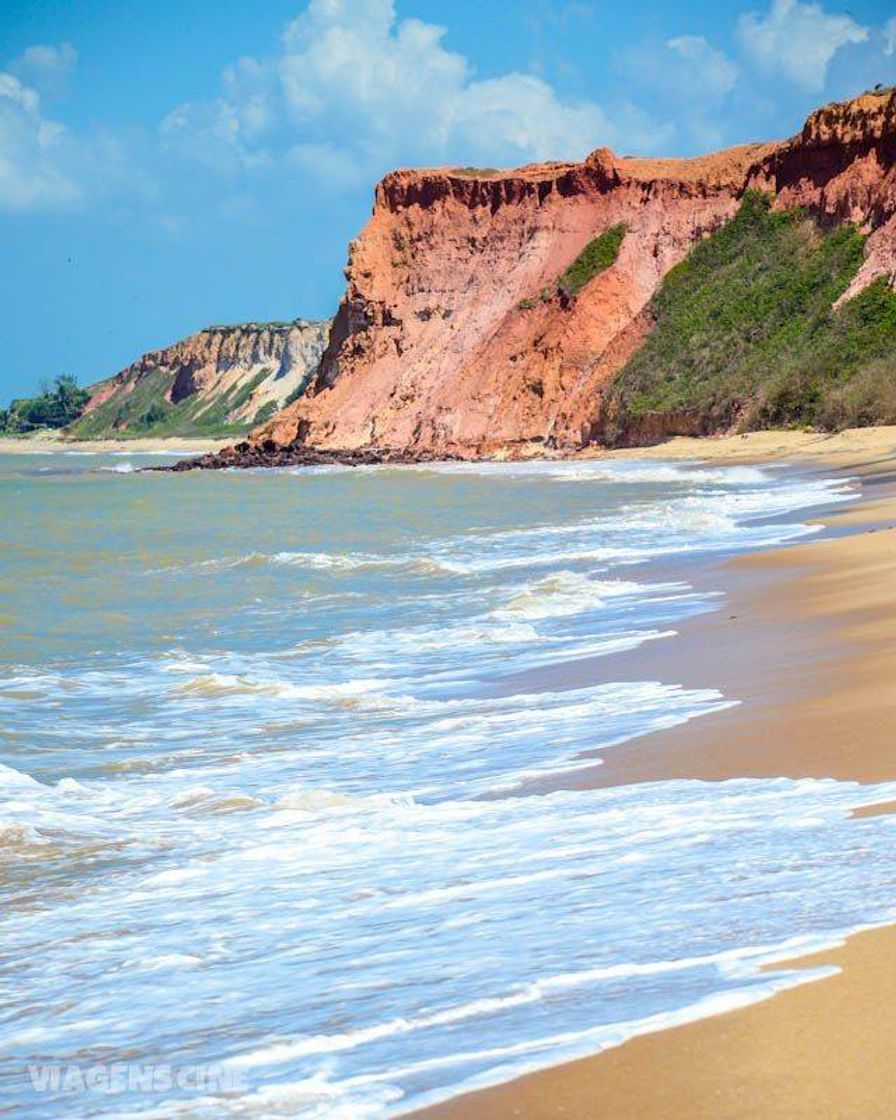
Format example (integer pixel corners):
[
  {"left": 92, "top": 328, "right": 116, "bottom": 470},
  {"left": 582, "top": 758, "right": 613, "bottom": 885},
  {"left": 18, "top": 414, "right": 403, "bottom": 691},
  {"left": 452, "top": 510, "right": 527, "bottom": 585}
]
[
  {"left": 0, "top": 0, "right": 892, "bottom": 217},
  {"left": 884, "top": 16, "right": 896, "bottom": 56},
  {"left": 0, "top": 46, "right": 136, "bottom": 212},
  {"left": 667, "top": 36, "right": 740, "bottom": 98},
  {"left": 0, "top": 72, "right": 82, "bottom": 209},
  {"left": 160, "top": 0, "right": 636, "bottom": 188},
  {"left": 616, "top": 33, "right": 741, "bottom": 151},
  {"left": 618, "top": 0, "right": 878, "bottom": 149},
  {"left": 737, "top": 0, "right": 869, "bottom": 90}
]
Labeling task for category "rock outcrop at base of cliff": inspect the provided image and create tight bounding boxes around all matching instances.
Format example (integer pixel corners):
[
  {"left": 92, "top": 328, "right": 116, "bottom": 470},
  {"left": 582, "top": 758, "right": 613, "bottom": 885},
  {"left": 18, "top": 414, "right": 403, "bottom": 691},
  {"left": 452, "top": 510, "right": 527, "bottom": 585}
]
[
  {"left": 238, "top": 87, "right": 896, "bottom": 460},
  {"left": 69, "top": 319, "right": 329, "bottom": 439}
]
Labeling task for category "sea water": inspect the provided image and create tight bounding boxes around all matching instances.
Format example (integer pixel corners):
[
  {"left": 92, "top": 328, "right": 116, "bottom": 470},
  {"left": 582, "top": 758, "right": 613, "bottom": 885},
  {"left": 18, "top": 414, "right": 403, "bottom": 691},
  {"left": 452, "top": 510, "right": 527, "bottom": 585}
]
[{"left": 1, "top": 451, "right": 894, "bottom": 1119}]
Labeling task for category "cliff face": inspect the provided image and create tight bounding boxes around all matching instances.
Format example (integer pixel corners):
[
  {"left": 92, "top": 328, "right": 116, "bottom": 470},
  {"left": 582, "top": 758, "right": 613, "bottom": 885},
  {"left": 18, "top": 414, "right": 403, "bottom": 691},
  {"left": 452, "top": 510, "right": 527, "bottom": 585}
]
[
  {"left": 751, "top": 91, "right": 896, "bottom": 305},
  {"left": 248, "top": 89, "right": 896, "bottom": 458},
  {"left": 71, "top": 320, "right": 329, "bottom": 438}
]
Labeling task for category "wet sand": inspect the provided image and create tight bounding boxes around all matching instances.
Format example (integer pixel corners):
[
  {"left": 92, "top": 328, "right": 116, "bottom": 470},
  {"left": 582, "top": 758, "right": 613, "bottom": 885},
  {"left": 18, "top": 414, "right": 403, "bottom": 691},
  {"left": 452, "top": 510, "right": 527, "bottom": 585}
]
[
  {"left": 415, "top": 927, "right": 896, "bottom": 1120},
  {"left": 414, "top": 452, "right": 896, "bottom": 1119}
]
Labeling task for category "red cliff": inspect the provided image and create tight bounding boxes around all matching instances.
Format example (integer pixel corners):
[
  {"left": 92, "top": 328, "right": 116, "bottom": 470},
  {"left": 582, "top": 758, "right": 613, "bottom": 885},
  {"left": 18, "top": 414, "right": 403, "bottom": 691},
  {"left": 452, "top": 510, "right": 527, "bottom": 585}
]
[{"left": 249, "top": 88, "right": 896, "bottom": 458}]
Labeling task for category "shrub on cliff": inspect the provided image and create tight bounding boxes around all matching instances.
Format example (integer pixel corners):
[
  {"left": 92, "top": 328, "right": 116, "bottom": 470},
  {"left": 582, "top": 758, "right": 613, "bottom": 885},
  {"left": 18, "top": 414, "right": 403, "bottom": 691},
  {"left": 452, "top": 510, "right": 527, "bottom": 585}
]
[
  {"left": 67, "top": 365, "right": 272, "bottom": 440},
  {"left": 253, "top": 400, "right": 278, "bottom": 425},
  {"left": 138, "top": 402, "right": 170, "bottom": 427},
  {"left": 558, "top": 223, "right": 627, "bottom": 299},
  {"left": 600, "top": 192, "right": 896, "bottom": 440}
]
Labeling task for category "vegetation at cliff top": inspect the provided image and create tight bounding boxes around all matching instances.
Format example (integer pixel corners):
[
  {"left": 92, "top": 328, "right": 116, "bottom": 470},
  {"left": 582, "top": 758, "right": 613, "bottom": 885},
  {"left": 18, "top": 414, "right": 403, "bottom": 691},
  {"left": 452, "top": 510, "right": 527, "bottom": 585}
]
[
  {"left": 0, "top": 375, "right": 90, "bottom": 433},
  {"left": 203, "top": 319, "right": 311, "bottom": 331},
  {"left": 601, "top": 192, "right": 896, "bottom": 440},
  {"left": 452, "top": 167, "right": 501, "bottom": 177}
]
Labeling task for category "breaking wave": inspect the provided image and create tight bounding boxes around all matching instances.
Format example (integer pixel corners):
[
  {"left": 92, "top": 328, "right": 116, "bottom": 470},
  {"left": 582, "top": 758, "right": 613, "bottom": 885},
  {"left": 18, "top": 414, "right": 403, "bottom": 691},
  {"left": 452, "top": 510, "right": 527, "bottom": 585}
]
[{"left": 1, "top": 453, "right": 877, "bottom": 1120}]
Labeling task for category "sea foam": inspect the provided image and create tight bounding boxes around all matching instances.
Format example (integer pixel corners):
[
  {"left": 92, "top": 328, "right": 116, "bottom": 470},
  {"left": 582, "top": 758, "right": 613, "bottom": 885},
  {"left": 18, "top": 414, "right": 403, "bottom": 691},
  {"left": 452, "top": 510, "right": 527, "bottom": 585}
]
[{"left": 0, "top": 455, "right": 878, "bottom": 1120}]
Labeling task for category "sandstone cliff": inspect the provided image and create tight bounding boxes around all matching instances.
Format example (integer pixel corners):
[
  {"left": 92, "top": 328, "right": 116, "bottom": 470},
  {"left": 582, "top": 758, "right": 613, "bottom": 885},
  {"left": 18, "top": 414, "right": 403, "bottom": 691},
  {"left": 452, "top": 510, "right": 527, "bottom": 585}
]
[
  {"left": 69, "top": 319, "right": 329, "bottom": 438},
  {"left": 244, "top": 88, "right": 896, "bottom": 459}
]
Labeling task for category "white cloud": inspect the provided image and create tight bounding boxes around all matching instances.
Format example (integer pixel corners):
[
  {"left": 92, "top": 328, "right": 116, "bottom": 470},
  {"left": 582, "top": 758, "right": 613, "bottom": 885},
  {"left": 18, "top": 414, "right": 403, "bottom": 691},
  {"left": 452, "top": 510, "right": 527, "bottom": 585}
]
[
  {"left": 615, "top": 34, "right": 737, "bottom": 152},
  {"left": 0, "top": 49, "right": 137, "bottom": 213},
  {"left": 666, "top": 36, "right": 738, "bottom": 98},
  {"left": 0, "top": 72, "right": 81, "bottom": 210},
  {"left": 884, "top": 16, "right": 896, "bottom": 57},
  {"left": 737, "top": 0, "right": 868, "bottom": 90},
  {"left": 9, "top": 43, "right": 78, "bottom": 96},
  {"left": 161, "top": 0, "right": 637, "bottom": 189}
]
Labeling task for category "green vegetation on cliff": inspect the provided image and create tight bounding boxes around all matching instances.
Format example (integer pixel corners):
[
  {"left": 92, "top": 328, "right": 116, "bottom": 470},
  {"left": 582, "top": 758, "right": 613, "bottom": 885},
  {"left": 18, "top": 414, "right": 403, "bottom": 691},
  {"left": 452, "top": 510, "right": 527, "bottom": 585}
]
[
  {"left": 519, "top": 223, "right": 628, "bottom": 310},
  {"left": 600, "top": 192, "right": 896, "bottom": 441},
  {"left": 452, "top": 167, "right": 501, "bottom": 178},
  {"left": 66, "top": 368, "right": 270, "bottom": 440},
  {"left": 559, "top": 223, "right": 627, "bottom": 298},
  {"left": 0, "top": 375, "right": 89, "bottom": 433}
]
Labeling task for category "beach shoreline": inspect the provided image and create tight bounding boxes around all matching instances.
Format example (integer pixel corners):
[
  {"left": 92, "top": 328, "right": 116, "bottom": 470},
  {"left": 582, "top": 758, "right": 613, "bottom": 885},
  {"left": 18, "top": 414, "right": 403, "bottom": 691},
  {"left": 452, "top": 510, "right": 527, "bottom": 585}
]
[
  {"left": 0, "top": 435, "right": 233, "bottom": 455},
  {"left": 6, "top": 428, "right": 896, "bottom": 1119},
  {"left": 591, "top": 424, "right": 896, "bottom": 464},
  {"left": 4, "top": 422, "right": 893, "bottom": 467},
  {"left": 411, "top": 447, "right": 896, "bottom": 1119}
]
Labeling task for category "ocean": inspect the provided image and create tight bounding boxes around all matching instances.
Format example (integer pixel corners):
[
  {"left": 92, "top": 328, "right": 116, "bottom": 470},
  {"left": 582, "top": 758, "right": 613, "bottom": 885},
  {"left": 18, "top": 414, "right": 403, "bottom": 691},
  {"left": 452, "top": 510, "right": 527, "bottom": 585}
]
[{"left": 2, "top": 450, "right": 895, "bottom": 1119}]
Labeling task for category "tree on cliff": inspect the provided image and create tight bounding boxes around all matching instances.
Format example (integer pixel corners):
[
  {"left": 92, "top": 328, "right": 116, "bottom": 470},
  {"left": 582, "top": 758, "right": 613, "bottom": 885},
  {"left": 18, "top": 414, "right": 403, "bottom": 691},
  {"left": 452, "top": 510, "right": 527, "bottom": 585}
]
[{"left": 0, "top": 374, "right": 90, "bottom": 433}]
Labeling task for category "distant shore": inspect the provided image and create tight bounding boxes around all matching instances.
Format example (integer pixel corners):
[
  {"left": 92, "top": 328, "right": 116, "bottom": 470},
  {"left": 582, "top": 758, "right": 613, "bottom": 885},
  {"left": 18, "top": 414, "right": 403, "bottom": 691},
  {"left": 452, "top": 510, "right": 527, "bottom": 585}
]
[
  {"left": 412, "top": 448, "right": 896, "bottom": 1119},
  {"left": 0, "top": 434, "right": 233, "bottom": 455}
]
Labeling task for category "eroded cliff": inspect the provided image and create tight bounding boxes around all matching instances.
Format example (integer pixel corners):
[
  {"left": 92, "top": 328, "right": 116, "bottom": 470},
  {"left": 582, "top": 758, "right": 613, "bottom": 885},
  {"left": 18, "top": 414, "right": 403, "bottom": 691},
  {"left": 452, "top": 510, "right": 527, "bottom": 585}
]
[
  {"left": 70, "top": 319, "right": 329, "bottom": 439},
  {"left": 232, "top": 89, "right": 896, "bottom": 460}
]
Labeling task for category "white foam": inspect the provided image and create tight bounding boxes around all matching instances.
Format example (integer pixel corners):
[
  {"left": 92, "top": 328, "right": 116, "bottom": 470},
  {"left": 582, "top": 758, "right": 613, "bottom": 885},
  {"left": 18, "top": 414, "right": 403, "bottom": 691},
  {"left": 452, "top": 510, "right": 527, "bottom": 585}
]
[
  {"left": 271, "top": 550, "right": 391, "bottom": 570},
  {"left": 414, "top": 460, "right": 770, "bottom": 486},
  {"left": 1, "top": 455, "right": 878, "bottom": 1120},
  {"left": 491, "top": 573, "right": 653, "bottom": 620}
]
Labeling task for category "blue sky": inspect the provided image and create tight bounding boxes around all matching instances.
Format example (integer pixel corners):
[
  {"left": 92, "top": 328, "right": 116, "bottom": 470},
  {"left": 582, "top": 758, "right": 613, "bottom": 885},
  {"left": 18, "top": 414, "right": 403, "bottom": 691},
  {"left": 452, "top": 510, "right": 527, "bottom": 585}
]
[{"left": 2, "top": 0, "right": 894, "bottom": 398}]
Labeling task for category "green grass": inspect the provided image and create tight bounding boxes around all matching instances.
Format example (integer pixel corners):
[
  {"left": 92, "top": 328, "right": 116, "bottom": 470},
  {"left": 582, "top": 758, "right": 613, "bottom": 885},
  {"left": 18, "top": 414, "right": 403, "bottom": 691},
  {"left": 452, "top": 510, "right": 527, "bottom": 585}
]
[
  {"left": 253, "top": 400, "right": 279, "bottom": 425},
  {"left": 599, "top": 192, "right": 896, "bottom": 441},
  {"left": 558, "top": 223, "right": 626, "bottom": 299},
  {"left": 66, "top": 367, "right": 261, "bottom": 440},
  {"left": 227, "top": 369, "right": 271, "bottom": 414}
]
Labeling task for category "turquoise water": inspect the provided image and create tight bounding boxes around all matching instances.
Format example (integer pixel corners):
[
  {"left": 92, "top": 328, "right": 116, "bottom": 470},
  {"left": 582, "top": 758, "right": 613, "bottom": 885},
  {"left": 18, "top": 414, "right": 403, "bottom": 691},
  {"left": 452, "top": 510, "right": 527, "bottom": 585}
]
[{"left": 2, "top": 451, "right": 895, "bottom": 1119}]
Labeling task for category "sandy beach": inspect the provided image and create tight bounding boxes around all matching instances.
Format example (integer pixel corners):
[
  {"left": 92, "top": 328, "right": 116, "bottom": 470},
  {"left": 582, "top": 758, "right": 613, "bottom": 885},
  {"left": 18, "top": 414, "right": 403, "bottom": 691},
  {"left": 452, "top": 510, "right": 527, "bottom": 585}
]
[
  {"left": 592, "top": 424, "right": 896, "bottom": 464},
  {"left": 3, "top": 422, "right": 896, "bottom": 464},
  {"left": 0, "top": 435, "right": 233, "bottom": 455},
  {"left": 414, "top": 439, "right": 896, "bottom": 1119}
]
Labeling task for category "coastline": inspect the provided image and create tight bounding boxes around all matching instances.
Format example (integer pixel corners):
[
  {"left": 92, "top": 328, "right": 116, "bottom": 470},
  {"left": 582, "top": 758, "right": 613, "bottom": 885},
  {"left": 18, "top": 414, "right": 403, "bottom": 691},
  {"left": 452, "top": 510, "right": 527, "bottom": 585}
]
[
  {"left": 411, "top": 447, "right": 896, "bottom": 1119},
  {"left": 0, "top": 435, "right": 233, "bottom": 455},
  {"left": 5, "top": 422, "right": 893, "bottom": 467},
  {"left": 5, "top": 428, "right": 896, "bottom": 1115}
]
